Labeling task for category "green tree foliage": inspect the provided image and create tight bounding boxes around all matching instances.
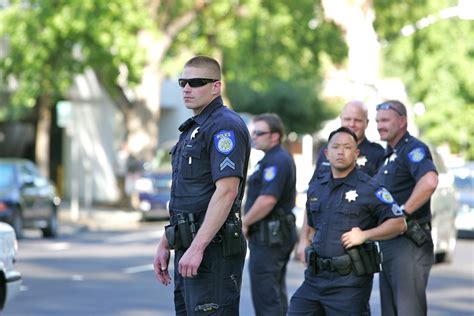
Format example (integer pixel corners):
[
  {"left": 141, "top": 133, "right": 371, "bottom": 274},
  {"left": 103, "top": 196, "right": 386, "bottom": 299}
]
[
  {"left": 374, "top": 0, "right": 474, "bottom": 159},
  {"left": 166, "top": 0, "right": 347, "bottom": 134},
  {"left": 0, "top": 0, "right": 147, "bottom": 118}
]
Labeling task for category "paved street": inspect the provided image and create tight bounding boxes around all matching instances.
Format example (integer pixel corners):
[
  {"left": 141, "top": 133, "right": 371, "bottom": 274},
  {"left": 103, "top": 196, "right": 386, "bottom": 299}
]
[{"left": 3, "top": 217, "right": 474, "bottom": 315}]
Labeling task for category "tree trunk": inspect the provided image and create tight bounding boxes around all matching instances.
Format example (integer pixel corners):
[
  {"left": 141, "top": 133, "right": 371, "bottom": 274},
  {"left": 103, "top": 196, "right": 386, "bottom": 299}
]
[{"left": 35, "top": 94, "right": 52, "bottom": 178}]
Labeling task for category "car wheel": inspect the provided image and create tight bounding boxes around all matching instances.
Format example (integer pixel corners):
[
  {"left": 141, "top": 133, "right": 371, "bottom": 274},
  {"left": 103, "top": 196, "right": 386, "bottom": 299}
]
[
  {"left": 10, "top": 207, "right": 24, "bottom": 239},
  {"left": 42, "top": 207, "right": 58, "bottom": 238}
]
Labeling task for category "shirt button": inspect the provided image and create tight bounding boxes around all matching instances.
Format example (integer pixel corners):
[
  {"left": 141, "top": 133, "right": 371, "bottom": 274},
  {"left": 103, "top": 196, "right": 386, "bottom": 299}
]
[{"left": 384, "top": 170, "right": 388, "bottom": 174}]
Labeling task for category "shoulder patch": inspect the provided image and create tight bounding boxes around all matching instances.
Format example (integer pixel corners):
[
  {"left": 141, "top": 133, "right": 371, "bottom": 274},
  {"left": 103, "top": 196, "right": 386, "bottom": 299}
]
[
  {"left": 263, "top": 166, "right": 277, "bottom": 182},
  {"left": 214, "top": 130, "right": 235, "bottom": 155},
  {"left": 375, "top": 187, "right": 395, "bottom": 204},
  {"left": 408, "top": 147, "right": 426, "bottom": 163}
]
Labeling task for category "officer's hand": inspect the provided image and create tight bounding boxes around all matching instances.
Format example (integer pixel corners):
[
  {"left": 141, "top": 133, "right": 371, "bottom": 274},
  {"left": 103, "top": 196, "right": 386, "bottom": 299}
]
[
  {"left": 341, "top": 227, "right": 366, "bottom": 249},
  {"left": 178, "top": 245, "right": 203, "bottom": 278},
  {"left": 297, "top": 238, "right": 310, "bottom": 265},
  {"left": 242, "top": 224, "right": 249, "bottom": 239},
  {"left": 154, "top": 243, "right": 171, "bottom": 286}
]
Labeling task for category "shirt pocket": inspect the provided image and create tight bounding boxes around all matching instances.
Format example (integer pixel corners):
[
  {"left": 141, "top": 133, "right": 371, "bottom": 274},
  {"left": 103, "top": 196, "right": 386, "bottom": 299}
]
[
  {"left": 335, "top": 205, "right": 360, "bottom": 231},
  {"left": 308, "top": 200, "right": 322, "bottom": 228},
  {"left": 181, "top": 141, "right": 206, "bottom": 179}
]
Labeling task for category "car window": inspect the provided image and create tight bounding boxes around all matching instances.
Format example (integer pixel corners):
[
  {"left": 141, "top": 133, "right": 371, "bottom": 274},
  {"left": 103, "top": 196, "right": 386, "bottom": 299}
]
[{"left": 0, "top": 164, "right": 15, "bottom": 188}]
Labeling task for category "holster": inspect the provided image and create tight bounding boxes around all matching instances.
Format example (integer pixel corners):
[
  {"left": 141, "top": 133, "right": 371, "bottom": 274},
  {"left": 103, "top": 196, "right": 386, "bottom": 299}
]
[
  {"left": 346, "top": 242, "right": 382, "bottom": 276},
  {"left": 305, "top": 246, "right": 317, "bottom": 274},
  {"left": 248, "top": 208, "right": 295, "bottom": 246},
  {"left": 404, "top": 219, "right": 428, "bottom": 247},
  {"left": 221, "top": 209, "right": 243, "bottom": 257},
  {"left": 165, "top": 212, "right": 197, "bottom": 251}
]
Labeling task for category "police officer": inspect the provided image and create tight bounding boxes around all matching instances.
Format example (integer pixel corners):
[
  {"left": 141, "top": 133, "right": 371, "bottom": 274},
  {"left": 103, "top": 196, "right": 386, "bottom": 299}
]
[
  {"left": 375, "top": 100, "right": 439, "bottom": 316},
  {"left": 287, "top": 127, "right": 406, "bottom": 316},
  {"left": 241, "top": 113, "right": 297, "bottom": 316},
  {"left": 153, "top": 56, "right": 251, "bottom": 315},
  {"left": 297, "top": 100, "right": 385, "bottom": 262}
]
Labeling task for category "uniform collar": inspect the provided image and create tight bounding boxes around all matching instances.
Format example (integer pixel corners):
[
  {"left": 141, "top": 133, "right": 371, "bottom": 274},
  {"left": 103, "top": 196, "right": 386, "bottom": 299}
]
[
  {"left": 388, "top": 131, "right": 411, "bottom": 154},
  {"left": 323, "top": 167, "right": 358, "bottom": 189},
  {"left": 194, "top": 96, "right": 224, "bottom": 126},
  {"left": 359, "top": 137, "right": 369, "bottom": 147},
  {"left": 265, "top": 144, "right": 282, "bottom": 156}
]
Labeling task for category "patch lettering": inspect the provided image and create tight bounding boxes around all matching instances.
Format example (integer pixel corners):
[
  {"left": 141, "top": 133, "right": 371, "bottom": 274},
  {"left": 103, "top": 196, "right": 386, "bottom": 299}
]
[{"left": 214, "top": 130, "right": 235, "bottom": 155}]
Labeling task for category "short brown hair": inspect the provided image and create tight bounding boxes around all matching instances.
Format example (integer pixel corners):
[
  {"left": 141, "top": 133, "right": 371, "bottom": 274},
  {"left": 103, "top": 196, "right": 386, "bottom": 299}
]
[
  {"left": 253, "top": 113, "right": 285, "bottom": 143},
  {"left": 184, "top": 56, "right": 221, "bottom": 79}
]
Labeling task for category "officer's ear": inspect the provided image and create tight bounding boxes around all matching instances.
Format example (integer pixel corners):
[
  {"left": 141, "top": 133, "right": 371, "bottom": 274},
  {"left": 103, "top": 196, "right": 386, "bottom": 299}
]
[
  {"left": 355, "top": 148, "right": 360, "bottom": 158},
  {"left": 324, "top": 148, "right": 329, "bottom": 160},
  {"left": 212, "top": 80, "right": 222, "bottom": 95}
]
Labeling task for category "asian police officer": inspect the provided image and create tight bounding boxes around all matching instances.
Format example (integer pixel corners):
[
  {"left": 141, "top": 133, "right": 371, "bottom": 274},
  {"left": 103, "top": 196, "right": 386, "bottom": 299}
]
[
  {"left": 287, "top": 127, "right": 406, "bottom": 315},
  {"left": 297, "top": 100, "right": 385, "bottom": 262}
]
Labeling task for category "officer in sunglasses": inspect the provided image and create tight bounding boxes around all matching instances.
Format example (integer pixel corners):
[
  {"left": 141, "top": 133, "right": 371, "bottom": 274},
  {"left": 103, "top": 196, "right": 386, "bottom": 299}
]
[
  {"left": 242, "top": 113, "right": 297, "bottom": 316},
  {"left": 375, "top": 100, "right": 438, "bottom": 316},
  {"left": 153, "top": 56, "right": 251, "bottom": 315},
  {"left": 297, "top": 100, "right": 386, "bottom": 263}
]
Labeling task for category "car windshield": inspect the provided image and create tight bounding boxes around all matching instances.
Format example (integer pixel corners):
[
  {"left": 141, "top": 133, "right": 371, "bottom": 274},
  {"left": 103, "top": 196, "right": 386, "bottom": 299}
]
[
  {"left": 0, "top": 164, "right": 15, "bottom": 188},
  {"left": 153, "top": 177, "right": 171, "bottom": 189}
]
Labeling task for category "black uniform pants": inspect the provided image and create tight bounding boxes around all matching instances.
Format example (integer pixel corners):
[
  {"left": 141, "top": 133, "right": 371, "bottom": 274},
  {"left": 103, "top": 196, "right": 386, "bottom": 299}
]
[
  {"left": 288, "top": 269, "right": 373, "bottom": 316},
  {"left": 379, "top": 233, "right": 434, "bottom": 316},
  {"left": 173, "top": 238, "right": 247, "bottom": 316},
  {"left": 248, "top": 230, "right": 296, "bottom": 316}
]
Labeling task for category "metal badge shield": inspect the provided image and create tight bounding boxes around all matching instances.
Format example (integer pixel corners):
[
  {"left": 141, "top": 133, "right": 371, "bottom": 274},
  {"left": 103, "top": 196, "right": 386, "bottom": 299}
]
[{"left": 214, "top": 130, "right": 235, "bottom": 155}]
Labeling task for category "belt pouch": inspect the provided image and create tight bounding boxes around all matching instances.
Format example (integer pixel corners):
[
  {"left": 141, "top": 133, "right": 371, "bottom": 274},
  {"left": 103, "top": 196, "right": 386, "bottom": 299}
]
[
  {"left": 267, "top": 219, "right": 283, "bottom": 246},
  {"left": 331, "top": 255, "right": 352, "bottom": 275},
  {"left": 405, "top": 219, "right": 428, "bottom": 246},
  {"left": 165, "top": 224, "right": 176, "bottom": 250},
  {"left": 177, "top": 218, "right": 192, "bottom": 249},
  {"left": 364, "top": 242, "right": 382, "bottom": 273},
  {"left": 222, "top": 220, "right": 242, "bottom": 257},
  {"left": 346, "top": 247, "right": 366, "bottom": 276}
]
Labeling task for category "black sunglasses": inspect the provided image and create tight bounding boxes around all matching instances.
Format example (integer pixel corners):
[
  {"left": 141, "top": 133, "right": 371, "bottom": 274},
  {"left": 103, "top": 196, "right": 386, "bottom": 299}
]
[
  {"left": 252, "top": 130, "right": 271, "bottom": 137},
  {"left": 376, "top": 102, "right": 403, "bottom": 116},
  {"left": 178, "top": 78, "right": 219, "bottom": 88}
]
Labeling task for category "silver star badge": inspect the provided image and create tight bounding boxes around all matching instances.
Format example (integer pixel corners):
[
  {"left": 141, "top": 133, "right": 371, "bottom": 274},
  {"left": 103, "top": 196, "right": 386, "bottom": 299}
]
[
  {"left": 384, "top": 152, "right": 398, "bottom": 166},
  {"left": 356, "top": 156, "right": 367, "bottom": 167},
  {"left": 345, "top": 190, "right": 358, "bottom": 202},
  {"left": 190, "top": 127, "right": 200, "bottom": 139}
]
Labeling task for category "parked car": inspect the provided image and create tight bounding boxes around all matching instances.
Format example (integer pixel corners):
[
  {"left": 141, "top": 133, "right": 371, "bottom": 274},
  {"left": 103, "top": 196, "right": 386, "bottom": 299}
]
[
  {"left": 0, "top": 158, "right": 60, "bottom": 238},
  {"left": 451, "top": 162, "right": 474, "bottom": 238},
  {"left": 430, "top": 149, "right": 458, "bottom": 263},
  {"left": 0, "top": 222, "right": 22, "bottom": 310},
  {"left": 293, "top": 147, "right": 458, "bottom": 263},
  {"left": 131, "top": 170, "right": 172, "bottom": 220}
]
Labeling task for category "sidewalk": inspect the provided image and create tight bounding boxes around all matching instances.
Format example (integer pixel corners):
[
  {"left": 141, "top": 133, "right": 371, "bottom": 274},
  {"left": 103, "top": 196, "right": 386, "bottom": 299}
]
[{"left": 59, "top": 203, "right": 142, "bottom": 232}]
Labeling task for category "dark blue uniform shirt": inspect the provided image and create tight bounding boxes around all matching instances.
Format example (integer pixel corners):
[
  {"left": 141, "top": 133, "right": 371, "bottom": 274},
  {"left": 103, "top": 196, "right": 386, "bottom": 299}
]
[
  {"left": 307, "top": 168, "right": 403, "bottom": 258},
  {"left": 375, "top": 132, "right": 437, "bottom": 224},
  {"left": 169, "top": 96, "right": 251, "bottom": 214},
  {"left": 244, "top": 145, "right": 296, "bottom": 215},
  {"left": 311, "top": 137, "right": 385, "bottom": 182}
]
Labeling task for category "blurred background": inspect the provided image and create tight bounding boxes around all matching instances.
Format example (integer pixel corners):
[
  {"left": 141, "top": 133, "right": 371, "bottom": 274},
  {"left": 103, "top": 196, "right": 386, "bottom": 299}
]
[{"left": 1, "top": 1, "right": 473, "bottom": 315}]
